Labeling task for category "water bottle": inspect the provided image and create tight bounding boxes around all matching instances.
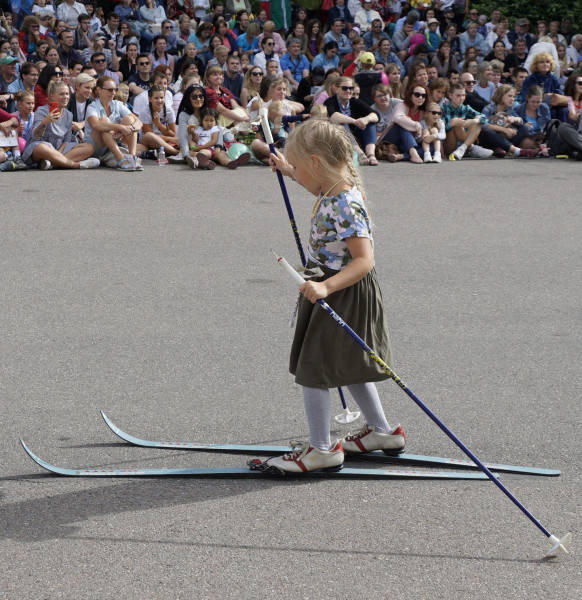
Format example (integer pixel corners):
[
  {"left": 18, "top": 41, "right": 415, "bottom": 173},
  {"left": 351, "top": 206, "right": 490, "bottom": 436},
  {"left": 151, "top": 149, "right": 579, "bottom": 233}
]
[{"left": 156, "top": 146, "right": 168, "bottom": 165}]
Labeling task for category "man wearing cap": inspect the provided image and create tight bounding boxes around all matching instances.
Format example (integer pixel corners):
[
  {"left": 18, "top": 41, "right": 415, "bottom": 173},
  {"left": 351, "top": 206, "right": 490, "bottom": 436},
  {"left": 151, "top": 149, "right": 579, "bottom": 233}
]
[
  {"left": 354, "top": 1, "right": 382, "bottom": 34},
  {"left": 56, "top": 0, "right": 87, "bottom": 30},
  {"left": 363, "top": 19, "right": 389, "bottom": 51},
  {"left": 280, "top": 38, "right": 310, "bottom": 96},
  {"left": 508, "top": 18, "right": 535, "bottom": 50},
  {"left": 57, "top": 29, "right": 83, "bottom": 67},
  {"left": 0, "top": 56, "right": 19, "bottom": 112},
  {"left": 354, "top": 52, "right": 386, "bottom": 106}
]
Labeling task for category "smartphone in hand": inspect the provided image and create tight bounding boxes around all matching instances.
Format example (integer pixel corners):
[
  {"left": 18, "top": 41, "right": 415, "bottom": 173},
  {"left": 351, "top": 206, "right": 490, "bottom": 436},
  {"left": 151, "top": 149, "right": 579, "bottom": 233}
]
[{"left": 49, "top": 102, "right": 59, "bottom": 113}]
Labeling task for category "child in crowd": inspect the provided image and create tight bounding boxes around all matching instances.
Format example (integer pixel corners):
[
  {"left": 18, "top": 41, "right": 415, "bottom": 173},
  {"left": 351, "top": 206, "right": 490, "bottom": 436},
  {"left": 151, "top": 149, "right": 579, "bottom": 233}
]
[
  {"left": 115, "top": 82, "right": 131, "bottom": 110},
  {"left": 419, "top": 101, "right": 445, "bottom": 162},
  {"left": 257, "top": 118, "right": 406, "bottom": 474},
  {"left": 14, "top": 90, "right": 35, "bottom": 143},
  {"left": 187, "top": 107, "right": 250, "bottom": 170}
]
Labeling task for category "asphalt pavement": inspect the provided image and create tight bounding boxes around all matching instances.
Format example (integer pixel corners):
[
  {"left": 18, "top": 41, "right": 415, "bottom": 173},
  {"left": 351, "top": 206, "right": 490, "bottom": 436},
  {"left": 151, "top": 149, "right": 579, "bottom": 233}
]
[{"left": 1, "top": 158, "right": 581, "bottom": 599}]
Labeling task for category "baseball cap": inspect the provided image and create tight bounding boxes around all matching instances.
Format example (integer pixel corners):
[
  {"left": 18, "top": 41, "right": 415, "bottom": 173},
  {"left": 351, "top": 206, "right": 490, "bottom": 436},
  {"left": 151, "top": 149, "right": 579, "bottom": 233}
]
[
  {"left": 0, "top": 56, "right": 18, "bottom": 65},
  {"left": 360, "top": 52, "right": 376, "bottom": 65},
  {"left": 427, "top": 18, "right": 439, "bottom": 26},
  {"left": 515, "top": 18, "right": 528, "bottom": 27}
]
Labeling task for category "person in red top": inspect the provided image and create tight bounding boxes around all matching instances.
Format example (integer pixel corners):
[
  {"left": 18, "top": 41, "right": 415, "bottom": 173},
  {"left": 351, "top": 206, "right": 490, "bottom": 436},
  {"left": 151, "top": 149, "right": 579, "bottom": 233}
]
[
  {"left": 203, "top": 65, "right": 250, "bottom": 127},
  {"left": 18, "top": 15, "right": 47, "bottom": 58},
  {"left": 34, "top": 65, "right": 64, "bottom": 109}
]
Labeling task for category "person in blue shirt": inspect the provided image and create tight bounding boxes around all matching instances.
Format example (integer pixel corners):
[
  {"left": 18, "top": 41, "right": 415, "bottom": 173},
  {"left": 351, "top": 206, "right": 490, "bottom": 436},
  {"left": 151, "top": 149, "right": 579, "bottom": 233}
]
[
  {"left": 312, "top": 41, "right": 340, "bottom": 72},
  {"left": 280, "top": 38, "right": 310, "bottom": 96},
  {"left": 324, "top": 19, "right": 351, "bottom": 57}
]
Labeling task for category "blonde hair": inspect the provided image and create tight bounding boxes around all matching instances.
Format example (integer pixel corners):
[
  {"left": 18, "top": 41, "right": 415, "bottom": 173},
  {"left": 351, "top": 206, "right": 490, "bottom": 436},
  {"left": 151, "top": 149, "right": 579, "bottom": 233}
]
[
  {"left": 310, "top": 104, "right": 328, "bottom": 117},
  {"left": 268, "top": 100, "right": 284, "bottom": 118},
  {"left": 15, "top": 89, "right": 34, "bottom": 103},
  {"left": 47, "top": 80, "right": 68, "bottom": 99},
  {"left": 313, "top": 72, "right": 340, "bottom": 103},
  {"left": 115, "top": 82, "right": 129, "bottom": 102},
  {"left": 530, "top": 51, "right": 556, "bottom": 73},
  {"left": 74, "top": 72, "right": 96, "bottom": 88},
  {"left": 285, "top": 118, "right": 366, "bottom": 199}
]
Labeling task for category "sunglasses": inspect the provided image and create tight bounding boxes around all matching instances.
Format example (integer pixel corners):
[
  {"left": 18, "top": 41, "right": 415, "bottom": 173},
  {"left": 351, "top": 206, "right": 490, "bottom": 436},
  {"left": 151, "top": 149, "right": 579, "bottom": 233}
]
[
  {"left": 53, "top": 71, "right": 63, "bottom": 76},
  {"left": 265, "top": 42, "right": 274, "bottom": 46},
  {"left": 251, "top": 71, "right": 263, "bottom": 76},
  {"left": 191, "top": 93, "right": 204, "bottom": 99},
  {"left": 138, "top": 61, "right": 150, "bottom": 66},
  {"left": 463, "top": 80, "right": 475, "bottom": 85},
  {"left": 93, "top": 58, "right": 107, "bottom": 63},
  {"left": 341, "top": 86, "right": 354, "bottom": 91},
  {"left": 429, "top": 110, "right": 442, "bottom": 116},
  {"left": 576, "top": 81, "right": 582, "bottom": 85},
  {"left": 412, "top": 91, "right": 426, "bottom": 98},
  {"left": 31, "top": 24, "right": 40, "bottom": 28}
]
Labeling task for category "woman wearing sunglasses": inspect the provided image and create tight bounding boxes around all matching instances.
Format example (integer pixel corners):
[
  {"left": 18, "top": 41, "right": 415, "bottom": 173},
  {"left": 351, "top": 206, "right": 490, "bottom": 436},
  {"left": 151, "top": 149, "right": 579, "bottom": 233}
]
[
  {"left": 34, "top": 64, "right": 63, "bottom": 109},
  {"left": 376, "top": 83, "right": 428, "bottom": 164},
  {"left": 175, "top": 84, "right": 208, "bottom": 166},
  {"left": 240, "top": 67, "right": 263, "bottom": 120},
  {"left": 324, "top": 75, "right": 379, "bottom": 165},
  {"left": 253, "top": 36, "right": 282, "bottom": 77}
]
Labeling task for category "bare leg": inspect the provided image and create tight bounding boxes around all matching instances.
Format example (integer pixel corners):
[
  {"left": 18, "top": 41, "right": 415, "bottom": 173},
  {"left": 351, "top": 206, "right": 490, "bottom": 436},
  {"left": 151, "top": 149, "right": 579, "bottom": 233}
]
[
  {"left": 32, "top": 144, "right": 81, "bottom": 168},
  {"left": 141, "top": 132, "right": 179, "bottom": 155}
]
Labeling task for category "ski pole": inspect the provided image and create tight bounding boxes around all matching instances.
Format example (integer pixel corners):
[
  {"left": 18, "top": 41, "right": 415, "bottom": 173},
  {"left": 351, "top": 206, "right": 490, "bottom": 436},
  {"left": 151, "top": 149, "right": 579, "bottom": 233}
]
[
  {"left": 274, "top": 252, "right": 572, "bottom": 558},
  {"left": 260, "top": 108, "right": 360, "bottom": 424}
]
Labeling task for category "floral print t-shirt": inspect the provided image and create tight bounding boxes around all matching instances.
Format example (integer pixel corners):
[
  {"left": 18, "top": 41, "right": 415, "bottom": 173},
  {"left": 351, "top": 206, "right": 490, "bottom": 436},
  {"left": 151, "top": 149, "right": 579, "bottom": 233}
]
[{"left": 308, "top": 187, "right": 373, "bottom": 271}]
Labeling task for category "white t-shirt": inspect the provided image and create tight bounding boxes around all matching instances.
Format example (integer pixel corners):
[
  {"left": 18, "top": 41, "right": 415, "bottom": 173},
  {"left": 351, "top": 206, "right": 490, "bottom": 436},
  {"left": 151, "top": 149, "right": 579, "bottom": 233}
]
[
  {"left": 132, "top": 89, "right": 173, "bottom": 116},
  {"left": 139, "top": 104, "right": 176, "bottom": 136},
  {"left": 194, "top": 124, "right": 220, "bottom": 146}
]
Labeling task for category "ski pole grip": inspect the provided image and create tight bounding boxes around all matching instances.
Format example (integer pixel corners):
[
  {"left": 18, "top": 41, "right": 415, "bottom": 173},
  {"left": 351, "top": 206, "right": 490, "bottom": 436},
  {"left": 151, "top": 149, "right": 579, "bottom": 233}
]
[
  {"left": 276, "top": 255, "right": 305, "bottom": 287},
  {"left": 259, "top": 107, "right": 275, "bottom": 145}
]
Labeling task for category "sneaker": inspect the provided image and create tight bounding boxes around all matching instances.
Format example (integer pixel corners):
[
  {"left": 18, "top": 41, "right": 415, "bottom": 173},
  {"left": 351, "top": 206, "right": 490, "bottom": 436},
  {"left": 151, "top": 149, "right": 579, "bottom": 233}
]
[
  {"left": 226, "top": 152, "right": 251, "bottom": 169},
  {"left": 39, "top": 159, "right": 53, "bottom": 170},
  {"left": 13, "top": 157, "right": 28, "bottom": 170},
  {"left": 257, "top": 440, "right": 344, "bottom": 474},
  {"left": 79, "top": 157, "right": 101, "bottom": 169},
  {"left": 432, "top": 151, "right": 442, "bottom": 163},
  {"left": 466, "top": 144, "right": 493, "bottom": 159},
  {"left": 195, "top": 152, "right": 216, "bottom": 170},
  {"left": 0, "top": 160, "right": 16, "bottom": 171},
  {"left": 167, "top": 152, "right": 185, "bottom": 164},
  {"left": 423, "top": 152, "right": 432, "bottom": 163},
  {"left": 449, "top": 144, "right": 466, "bottom": 161},
  {"left": 142, "top": 149, "right": 158, "bottom": 161},
  {"left": 342, "top": 424, "right": 406, "bottom": 455},
  {"left": 185, "top": 154, "right": 198, "bottom": 170},
  {"left": 492, "top": 147, "right": 507, "bottom": 158}
]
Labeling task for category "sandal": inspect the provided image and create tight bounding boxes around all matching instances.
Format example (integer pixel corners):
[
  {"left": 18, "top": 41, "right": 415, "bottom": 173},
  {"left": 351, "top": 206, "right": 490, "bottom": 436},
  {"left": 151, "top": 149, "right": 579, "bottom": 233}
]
[
  {"left": 366, "top": 154, "right": 379, "bottom": 166},
  {"left": 357, "top": 153, "right": 370, "bottom": 166},
  {"left": 116, "top": 157, "right": 135, "bottom": 171}
]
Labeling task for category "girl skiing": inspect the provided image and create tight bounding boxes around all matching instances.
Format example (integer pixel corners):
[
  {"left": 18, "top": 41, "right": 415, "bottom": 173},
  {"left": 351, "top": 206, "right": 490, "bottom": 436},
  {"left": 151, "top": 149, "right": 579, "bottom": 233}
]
[{"left": 265, "top": 118, "right": 405, "bottom": 474}]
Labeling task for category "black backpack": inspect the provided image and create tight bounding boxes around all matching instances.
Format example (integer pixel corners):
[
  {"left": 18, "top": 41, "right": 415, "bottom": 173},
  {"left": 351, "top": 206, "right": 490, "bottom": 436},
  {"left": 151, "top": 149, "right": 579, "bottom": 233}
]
[{"left": 544, "top": 119, "right": 570, "bottom": 156}]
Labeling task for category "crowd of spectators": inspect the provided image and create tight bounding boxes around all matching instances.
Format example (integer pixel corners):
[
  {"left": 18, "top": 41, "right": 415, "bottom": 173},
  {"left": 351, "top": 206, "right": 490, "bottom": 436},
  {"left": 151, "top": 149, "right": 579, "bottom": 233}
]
[{"left": 2, "top": 0, "right": 582, "bottom": 172}]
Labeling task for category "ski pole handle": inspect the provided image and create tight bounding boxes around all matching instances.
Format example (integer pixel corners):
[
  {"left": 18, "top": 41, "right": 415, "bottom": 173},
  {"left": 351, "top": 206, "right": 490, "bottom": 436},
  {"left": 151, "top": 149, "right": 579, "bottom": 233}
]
[
  {"left": 275, "top": 254, "right": 305, "bottom": 286},
  {"left": 259, "top": 107, "right": 274, "bottom": 145}
]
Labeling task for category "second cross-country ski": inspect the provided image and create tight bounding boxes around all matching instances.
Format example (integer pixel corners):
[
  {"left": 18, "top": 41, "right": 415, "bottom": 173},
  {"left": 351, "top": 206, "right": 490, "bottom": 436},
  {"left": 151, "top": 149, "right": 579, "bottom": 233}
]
[{"left": 100, "top": 412, "right": 560, "bottom": 477}]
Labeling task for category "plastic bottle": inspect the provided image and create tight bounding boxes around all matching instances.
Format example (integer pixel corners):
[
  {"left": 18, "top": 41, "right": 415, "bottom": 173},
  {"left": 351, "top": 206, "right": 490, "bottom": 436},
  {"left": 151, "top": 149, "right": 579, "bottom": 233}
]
[{"left": 157, "top": 146, "right": 168, "bottom": 165}]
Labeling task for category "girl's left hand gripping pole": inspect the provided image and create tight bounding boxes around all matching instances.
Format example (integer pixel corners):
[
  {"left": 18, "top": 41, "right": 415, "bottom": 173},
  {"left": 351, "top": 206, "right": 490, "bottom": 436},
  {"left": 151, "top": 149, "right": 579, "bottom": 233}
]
[{"left": 261, "top": 108, "right": 360, "bottom": 424}]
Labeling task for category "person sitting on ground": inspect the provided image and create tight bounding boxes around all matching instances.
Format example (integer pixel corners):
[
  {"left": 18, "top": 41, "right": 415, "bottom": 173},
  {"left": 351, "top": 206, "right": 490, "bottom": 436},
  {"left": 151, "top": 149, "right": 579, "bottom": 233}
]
[
  {"left": 0, "top": 106, "right": 27, "bottom": 170},
  {"left": 473, "top": 61, "right": 495, "bottom": 102},
  {"left": 324, "top": 75, "right": 379, "bottom": 165},
  {"left": 66, "top": 71, "right": 95, "bottom": 141},
  {"left": 441, "top": 82, "right": 493, "bottom": 160},
  {"left": 370, "top": 83, "right": 401, "bottom": 137},
  {"left": 22, "top": 79, "right": 100, "bottom": 170},
  {"left": 418, "top": 101, "right": 445, "bottom": 162},
  {"left": 480, "top": 84, "right": 539, "bottom": 158},
  {"left": 459, "top": 71, "right": 487, "bottom": 112},
  {"left": 204, "top": 65, "right": 250, "bottom": 128},
  {"left": 257, "top": 21, "right": 286, "bottom": 56},
  {"left": 431, "top": 40, "right": 458, "bottom": 78},
  {"left": 172, "top": 74, "right": 200, "bottom": 114},
  {"left": 187, "top": 106, "right": 250, "bottom": 170},
  {"left": 240, "top": 65, "right": 264, "bottom": 119},
  {"left": 313, "top": 70, "right": 341, "bottom": 106},
  {"left": 305, "top": 19, "right": 324, "bottom": 63},
  {"left": 85, "top": 75, "right": 143, "bottom": 171},
  {"left": 33, "top": 63, "right": 63, "bottom": 109},
  {"left": 312, "top": 40, "right": 340, "bottom": 73},
  {"left": 564, "top": 72, "right": 582, "bottom": 127},
  {"left": 280, "top": 37, "right": 310, "bottom": 98},
  {"left": 175, "top": 83, "right": 207, "bottom": 167},
  {"left": 522, "top": 51, "right": 567, "bottom": 121},
  {"left": 514, "top": 85, "right": 551, "bottom": 141}
]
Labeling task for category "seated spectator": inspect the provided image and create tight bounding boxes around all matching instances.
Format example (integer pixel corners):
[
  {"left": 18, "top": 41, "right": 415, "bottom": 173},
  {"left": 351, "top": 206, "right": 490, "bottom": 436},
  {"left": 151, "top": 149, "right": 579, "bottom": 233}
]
[
  {"left": 327, "top": 0, "right": 353, "bottom": 35},
  {"left": 566, "top": 35, "right": 582, "bottom": 69},
  {"left": 73, "top": 13, "right": 94, "bottom": 52},
  {"left": 429, "top": 77, "right": 449, "bottom": 105},
  {"left": 485, "top": 22, "right": 512, "bottom": 54},
  {"left": 431, "top": 40, "right": 458, "bottom": 78},
  {"left": 0, "top": 106, "right": 27, "bottom": 170},
  {"left": 22, "top": 80, "right": 99, "bottom": 169},
  {"left": 6, "top": 61, "right": 39, "bottom": 100},
  {"left": 174, "top": 60, "right": 201, "bottom": 95},
  {"left": 404, "top": 43, "right": 429, "bottom": 74},
  {"left": 119, "top": 43, "right": 140, "bottom": 83},
  {"left": 324, "top": 75, "right": 379, "bottom": 164},
  {"left": 354, "top": 1, "right": 382, "bottom": 34},
  {"left": 312, "top": 41, "right": 340, "bottom": 73},
  {"left": 188, "top": 21, "right": 214, "bottom": 53},
  {"left": 280, "top": 38, "right": 310, "bottom": 97},
  {"left": 522, "top": 51, "right": 567, "bottom": 121},
  {"left": 56, "top": 28, "right": 83, "bottom": 68},
  {"left": 459, "top": 71, "right": 487, "bottom": 112},
  {"left": 45, "top": 47, "right": 62, "bottom": 70},
  {"left": 85, "top": 75, "right": 143, "bottom": 170},
  {"left": 56, "top": 0, "right": 87, "bottom": 30},
  {"left": 226, "top": 0, "right": 252, "bottom": 18},
  {"left": 313, "top": 70, "right": 341, "bottom": 105},
  {"left": 34, "top": 64, "right": 63, "bottom": 109},
  {"left": 480, "top": 84, "right": 537, "bottom": 157},
  {"left": 386, "top": 62, "right": 402, "bottom": 99},
  {"left": 524, "top": 37, "right": 560, "bottom": 79},
  {"left": 354, "top": 52, "right": 388, "bottom": 106},
  {"left": 514, "top": 85, "right": 551, "bottom": 137},
  {"left": 375, "top": 39, "right": 404, "bottom": 78},
  {"left": 442, "top": 82, "right": 492, "bottom": 160},
  {"left": 443, "top": 23, "right": 460, "bottom": 60},
  {"left": 254, "top": 36, "right": 282, "bottom": 76},
  {"left": 507, "top": 18, "right": 535, "bottom": 50},
  {"left": 232, "top": 10, "right": 250, "bottom": 37},
  {"left": 285, "top": 21, "right": 308, "bottom": 55},
  {"left": 150, "top": 35, "right": 175, "bottom": 82},
  {"left": 485, "top": 41, "right": 510, "bottom": 79},
  {"left": 418, "top": 101, "right": 445, "bottom": 163},
  {"left": 240, "top": 66, "right": 264, "bottom": 118},
  {"left": 175, "top": 43, "right": 205, "bottom": 81},
  {"left": 222, "top": 54, "right": 244, "bottom": 103},
  {"left": 66, "top": 72, "right": 95, "bottom": 140},
  {"left": 474, "top": 61, "right": 495, "bottom": 102},
  {"left": 13, "top": 90, "right": 36, "bottom": 144},
  {"left": 237, "top": 22, "right": 261, "bottom": 56},
  {"left": 116, "top": 21, "right": 140, "bottom": 56},
  {"left": 425, "top": 18, "right": 441, "bottom": 54},
  {"left": 505, "top": 39, "right": 529, "bottom": 73},
  {"left": 564, "top": 72, "right": 582, "bottom": 127},
  {"left": 344, "top": 36, "right": 366, "bottom": 65},
  {"left": 460, "top": 23, "right": 487, "bottom": 59},
  {"left": 323, "top": 19, "right": 352, "bottom": 57},
  {"left": 134, "top": 84, "right": 180, "bottom": 157},
  {"left": 370, "top": 83, "right": 401, "bottom": 136},
  {"left": 378, "top": 82, "right": 427, "bottom": 164},
  {"left": 511, "top": 66, "right": 529, "bottom": 103},
  {"left": 18, "top": 15, "right": 46, "bottom": 58},
  {"left": 175, "top": 83, "right": 207, "bottom": 166},
  {"left": 204, "top": 65, "right": 250, "bottom": 127},
  {"left": 392, "top": 18, "right": 415, "bottom": 64},
  {"left": 258, "top": 22, "right": 286, "bottom": 57},
  {"left": 90, "top": 50, "right": 120, "bottom": 86},
  {"left": 27, "top": 39, "right": 50, "bottom": 64},
  {"left": 128, "top": 54, "right": 152, "bottom": 100},
  {"left": 295, "top": 65, "right": 326, "bottom": 112},
  {"left": 214, "top": 18, "right": 237, "bottom": 54},
  {"left": 305, "top": 19, "right": 324, "bottom": 63},
  {"left": 172, "top": 74, "right": 200, "bottom": 114}
]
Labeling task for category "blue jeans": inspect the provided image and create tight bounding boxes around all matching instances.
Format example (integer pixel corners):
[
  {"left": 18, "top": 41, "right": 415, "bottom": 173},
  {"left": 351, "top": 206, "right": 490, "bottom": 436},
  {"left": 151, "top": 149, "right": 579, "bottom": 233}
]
[
  {"left": 382, "top": 124, "right": 418, "bottom": 160},
  {"left": 352, "top": 122, "right": 377, "bottom": 151}
]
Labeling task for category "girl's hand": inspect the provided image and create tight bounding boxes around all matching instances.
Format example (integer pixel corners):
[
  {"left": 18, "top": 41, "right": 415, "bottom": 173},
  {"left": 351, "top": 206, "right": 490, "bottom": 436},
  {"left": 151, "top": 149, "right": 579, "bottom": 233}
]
[
  {"left": 44, "top": 109, "right": 61, "bottom": 124},
  {"left": 299, "top": 280, "right": 329, "bottom": 303},
  {"left": 504, "top": 127, "right": 517, "bottom": 138},
  {"left": 269, "top": 148, "right": 294, "bottom": 177}
]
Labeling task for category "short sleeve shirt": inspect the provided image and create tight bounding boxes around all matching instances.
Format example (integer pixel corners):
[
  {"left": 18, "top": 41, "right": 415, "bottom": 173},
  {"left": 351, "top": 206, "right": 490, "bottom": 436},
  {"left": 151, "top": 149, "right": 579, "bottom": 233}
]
[
  {"left": 205, "top": 86, "right": 235, "bottom": 110},
  {"left": 308, "top": 187, "right": 372, "bottom": 270},
  {"left": 85, "top": 99, "right": 132, "bottom": 143}
]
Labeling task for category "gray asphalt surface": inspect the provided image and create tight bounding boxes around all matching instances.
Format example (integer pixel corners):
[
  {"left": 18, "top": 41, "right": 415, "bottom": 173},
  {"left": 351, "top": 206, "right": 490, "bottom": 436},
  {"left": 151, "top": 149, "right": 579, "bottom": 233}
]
[{"left": 1, "top": 158, "right": 581, "bottom": 600}]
